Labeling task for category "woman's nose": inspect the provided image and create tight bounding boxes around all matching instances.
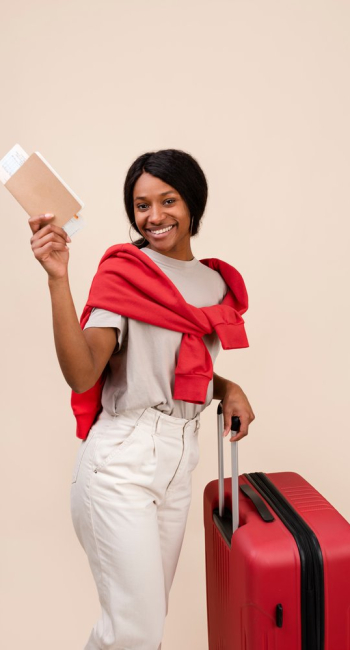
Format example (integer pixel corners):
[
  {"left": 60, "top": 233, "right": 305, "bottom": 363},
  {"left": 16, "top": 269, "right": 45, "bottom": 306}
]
[{"left": 148, "top": 205, "right": 165, "bottom": 222}]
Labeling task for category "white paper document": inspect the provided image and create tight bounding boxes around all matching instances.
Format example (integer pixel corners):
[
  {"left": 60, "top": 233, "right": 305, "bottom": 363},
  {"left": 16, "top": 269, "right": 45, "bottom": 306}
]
[
  {"left": 0, "top": 144, "right": 28, "bottom": 183},
  {"left": 63, "top": 213, "right": 86, "bottom": 237}
]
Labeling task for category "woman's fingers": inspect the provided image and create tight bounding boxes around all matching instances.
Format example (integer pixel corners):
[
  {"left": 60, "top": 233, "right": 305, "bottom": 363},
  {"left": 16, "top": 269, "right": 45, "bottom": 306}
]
[
  {"left": 28, "top": 214, "right": 71, "bottom": 240},
  {"left": 28, "top": 213, "right": 71, "bottom": 280},
  {"left": 229, "top": 429, "right": 249, "bottom": 443},
  {"left": 28, "top": 213, "right": 55, "bottom": 234},
  {"left": 224, "top": 408, "right": 255, "bottom": 443},
  {"left": 30, "top": 222, "right": 70, "bottom": 246},
  {"left": 32, "top": 240, "right": 69, "bottom": 260},
  {"left": 31, "top": 228, "right": 69, "bottom": 251}
]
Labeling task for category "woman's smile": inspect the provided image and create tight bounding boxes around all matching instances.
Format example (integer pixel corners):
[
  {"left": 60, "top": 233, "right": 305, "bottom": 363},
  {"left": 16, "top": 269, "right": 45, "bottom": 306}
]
[{"left": 145, "top": 224, "right": 177, "bottom": 238}]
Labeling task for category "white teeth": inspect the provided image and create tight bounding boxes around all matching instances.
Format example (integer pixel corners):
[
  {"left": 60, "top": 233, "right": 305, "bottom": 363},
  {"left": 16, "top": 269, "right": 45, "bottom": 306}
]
[{"left": 149, "top": 225, "right": 174, "bottom": 235}]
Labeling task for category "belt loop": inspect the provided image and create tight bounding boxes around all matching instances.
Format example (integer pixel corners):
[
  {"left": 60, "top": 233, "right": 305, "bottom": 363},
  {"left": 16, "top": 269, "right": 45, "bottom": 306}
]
[{"left": 155, "top": 413, "right": 161, "bottom": 434}]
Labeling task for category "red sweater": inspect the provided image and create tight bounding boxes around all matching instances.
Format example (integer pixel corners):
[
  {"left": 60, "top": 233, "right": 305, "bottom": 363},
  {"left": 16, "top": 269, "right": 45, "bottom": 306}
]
[{"left": 71, "top": 243, "right": 249, "bottom": 439}]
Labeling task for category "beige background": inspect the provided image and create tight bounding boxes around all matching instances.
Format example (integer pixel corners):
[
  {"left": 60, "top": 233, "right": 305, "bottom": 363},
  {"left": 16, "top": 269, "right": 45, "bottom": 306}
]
[{"left": 1, "top": 1, "right": 349, "bottom": 648}]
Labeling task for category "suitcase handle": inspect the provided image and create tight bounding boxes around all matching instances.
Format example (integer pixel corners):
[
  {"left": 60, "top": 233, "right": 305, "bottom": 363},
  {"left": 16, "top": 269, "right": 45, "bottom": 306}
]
[
  {"left": 217, "top": 401, "right": 240, "bottom": 534},
  {"left": 239, "top": 484, "right": 275, "bottom": 522}
]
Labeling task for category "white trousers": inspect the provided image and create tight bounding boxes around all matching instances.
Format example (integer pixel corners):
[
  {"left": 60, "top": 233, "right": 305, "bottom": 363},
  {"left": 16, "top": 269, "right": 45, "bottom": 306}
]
[{"left": 70, "top": 406, "right": 201, "bottom": 650}]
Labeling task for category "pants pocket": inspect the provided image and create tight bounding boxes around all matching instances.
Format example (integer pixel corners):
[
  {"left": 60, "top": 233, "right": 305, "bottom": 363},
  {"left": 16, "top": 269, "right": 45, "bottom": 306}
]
[
  {"left": 187, "top": 429, "right": 200, "bottom": 473},
  {"left": 92, "top": 417, "right": 141, "bottom": 473},
  {"left": 71, "top": 428, "right": 99, "bottom": 484}
]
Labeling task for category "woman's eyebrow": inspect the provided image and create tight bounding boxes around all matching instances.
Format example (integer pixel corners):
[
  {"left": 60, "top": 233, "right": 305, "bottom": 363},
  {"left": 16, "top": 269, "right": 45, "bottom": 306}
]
[{"left": 134, "top": 191, "right": 177, "bottom": 202}]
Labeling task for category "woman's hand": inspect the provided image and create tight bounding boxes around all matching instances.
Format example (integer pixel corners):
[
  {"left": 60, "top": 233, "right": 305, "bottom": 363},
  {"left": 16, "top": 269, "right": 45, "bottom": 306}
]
[
  {"left": 29, "top": 213, "right": 71, "bottom": 280},
  {"left": 221, "top": 381, "right": 255, "bottom": 442}
]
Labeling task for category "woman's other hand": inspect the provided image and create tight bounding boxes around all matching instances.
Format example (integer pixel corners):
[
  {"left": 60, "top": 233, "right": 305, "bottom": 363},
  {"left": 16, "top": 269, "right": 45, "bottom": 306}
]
[
  {"left": 29, "top": 213, "right": 71, "bottom": 280},
  {"left": 221, "top": 382, "right": 255, "bottom": 442}
]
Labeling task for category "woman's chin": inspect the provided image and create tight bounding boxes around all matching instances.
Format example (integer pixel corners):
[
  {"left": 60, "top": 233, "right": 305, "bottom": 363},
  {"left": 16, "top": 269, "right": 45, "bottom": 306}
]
[{"left": 143, "top": 228, "right": 181, "bottom": 252}]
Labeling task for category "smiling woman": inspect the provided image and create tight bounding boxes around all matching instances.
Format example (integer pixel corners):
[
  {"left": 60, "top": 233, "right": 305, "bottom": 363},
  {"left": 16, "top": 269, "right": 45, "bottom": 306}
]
[
  {"left": 29, "top": 148, "right": 254, "bottom": 650},
  {"left": 124, "top": 148, "right": 208, "bottom": 260},
  {"left": 133, "top": 173, "right": 193, "bottom": 258}
]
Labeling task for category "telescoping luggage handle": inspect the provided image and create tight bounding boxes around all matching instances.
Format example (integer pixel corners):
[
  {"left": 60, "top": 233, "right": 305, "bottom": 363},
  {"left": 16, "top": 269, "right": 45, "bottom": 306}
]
[
  {"left": 217, "top": 402, "right": 274, "bottom": 536},
  {"left": 217, "top": 401, "right": 240, "bottom": 534}
]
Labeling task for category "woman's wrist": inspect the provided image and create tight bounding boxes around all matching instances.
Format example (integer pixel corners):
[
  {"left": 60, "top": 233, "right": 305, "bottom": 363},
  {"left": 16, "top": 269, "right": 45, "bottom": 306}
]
[{"left": 48, "top": 273, "right": 69, "bottom": 289}]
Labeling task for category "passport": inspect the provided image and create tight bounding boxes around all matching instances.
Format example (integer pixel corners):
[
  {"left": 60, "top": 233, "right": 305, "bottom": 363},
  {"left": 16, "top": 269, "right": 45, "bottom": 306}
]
[{"left": 0, "top": 144, "right": 85, "bottom": 237}]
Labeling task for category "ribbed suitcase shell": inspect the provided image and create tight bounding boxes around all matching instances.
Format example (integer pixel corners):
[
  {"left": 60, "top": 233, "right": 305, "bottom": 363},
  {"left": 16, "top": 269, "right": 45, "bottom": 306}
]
[{"left": 203, "top": 471, "right": 350, "bottom": 649}]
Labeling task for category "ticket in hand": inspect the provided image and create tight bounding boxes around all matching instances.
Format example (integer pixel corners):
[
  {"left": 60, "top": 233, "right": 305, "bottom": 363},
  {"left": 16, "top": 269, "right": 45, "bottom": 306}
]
[{"left": 0, "top": 144, "right": 86, "bottom": 237}]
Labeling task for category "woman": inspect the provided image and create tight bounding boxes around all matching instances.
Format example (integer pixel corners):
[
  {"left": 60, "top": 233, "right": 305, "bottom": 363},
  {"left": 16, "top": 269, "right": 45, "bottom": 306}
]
[{"left": 29, "top": 149, "right": 255, "bottom": 650}]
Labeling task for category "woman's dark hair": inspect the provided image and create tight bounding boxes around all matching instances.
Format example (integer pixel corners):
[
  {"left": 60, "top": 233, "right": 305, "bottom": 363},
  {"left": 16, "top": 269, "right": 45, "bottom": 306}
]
[{"left": 123, "top": 149, "right": 208, "bottom": 248}]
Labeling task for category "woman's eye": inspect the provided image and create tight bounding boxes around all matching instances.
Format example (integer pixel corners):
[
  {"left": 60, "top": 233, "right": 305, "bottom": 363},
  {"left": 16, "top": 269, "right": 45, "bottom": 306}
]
[{"left": 137, "top": 199, "right": 175, "bottom": 210}]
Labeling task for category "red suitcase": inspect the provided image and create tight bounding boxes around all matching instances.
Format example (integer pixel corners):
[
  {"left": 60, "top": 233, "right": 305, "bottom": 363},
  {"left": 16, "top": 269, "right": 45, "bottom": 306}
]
[{"left": 203, "top": 402, "right": 350, "bottom": 649}]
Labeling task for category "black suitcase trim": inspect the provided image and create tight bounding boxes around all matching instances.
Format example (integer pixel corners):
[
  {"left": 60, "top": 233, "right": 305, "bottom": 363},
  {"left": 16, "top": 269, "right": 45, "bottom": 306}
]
[{"left": 245, "top": 472, "right": 325, "bottom": 650}]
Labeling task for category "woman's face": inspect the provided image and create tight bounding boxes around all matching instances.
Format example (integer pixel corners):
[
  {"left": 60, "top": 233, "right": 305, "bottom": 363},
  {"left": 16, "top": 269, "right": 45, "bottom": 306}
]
[{"left": 133, "top": 172, "right": 193, "bottom": 258}]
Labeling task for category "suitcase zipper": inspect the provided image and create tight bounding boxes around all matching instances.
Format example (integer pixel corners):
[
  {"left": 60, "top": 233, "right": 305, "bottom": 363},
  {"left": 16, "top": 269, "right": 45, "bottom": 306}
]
[{"left": 244, "top": 472, "right": 325, "bottom": 650}]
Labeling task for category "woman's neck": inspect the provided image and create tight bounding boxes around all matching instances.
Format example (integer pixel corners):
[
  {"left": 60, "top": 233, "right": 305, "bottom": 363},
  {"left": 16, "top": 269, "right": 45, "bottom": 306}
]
[{"left": 144, "top": 243, "right": 194, "bottom": 262}]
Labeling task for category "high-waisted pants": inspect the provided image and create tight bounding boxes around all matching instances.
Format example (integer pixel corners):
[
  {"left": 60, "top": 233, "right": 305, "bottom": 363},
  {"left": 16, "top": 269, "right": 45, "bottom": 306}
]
[{"left": 70, "top": 406, "right": 201, "bottom": 650}]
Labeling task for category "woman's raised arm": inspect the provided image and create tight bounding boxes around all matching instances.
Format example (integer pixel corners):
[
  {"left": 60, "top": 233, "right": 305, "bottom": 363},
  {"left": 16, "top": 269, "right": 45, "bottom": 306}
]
[{"left": 29, "top": 214, "right": 117, "bottom": 393}]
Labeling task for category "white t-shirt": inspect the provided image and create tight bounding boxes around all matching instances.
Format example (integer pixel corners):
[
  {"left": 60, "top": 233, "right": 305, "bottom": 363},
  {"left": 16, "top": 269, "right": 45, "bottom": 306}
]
[{"left": 83, "top": 246, "right": 228, "bottom": 420}]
